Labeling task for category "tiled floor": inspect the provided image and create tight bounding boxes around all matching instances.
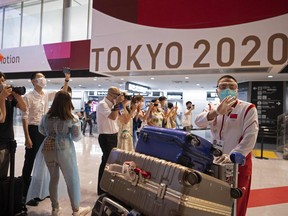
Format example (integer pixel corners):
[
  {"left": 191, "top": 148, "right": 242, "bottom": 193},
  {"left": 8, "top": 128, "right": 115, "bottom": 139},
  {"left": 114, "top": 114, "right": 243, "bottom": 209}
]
[{"left": 11, "top": 125, "right": 288, "bottom": 216}]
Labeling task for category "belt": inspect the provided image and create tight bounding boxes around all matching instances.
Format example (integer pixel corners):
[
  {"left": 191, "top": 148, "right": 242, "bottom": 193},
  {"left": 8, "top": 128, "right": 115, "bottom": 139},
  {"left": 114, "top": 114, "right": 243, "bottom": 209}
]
[{"left": 100, "top": 133, "right": 118, "bottom": 136}]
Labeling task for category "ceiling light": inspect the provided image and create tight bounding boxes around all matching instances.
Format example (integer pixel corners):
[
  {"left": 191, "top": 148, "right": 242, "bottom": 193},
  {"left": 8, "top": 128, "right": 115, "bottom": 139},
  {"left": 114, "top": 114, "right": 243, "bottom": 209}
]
[
  {"left": 10, "top": 80, "right": 13, "bottom": 83},
  {"left": 120, "top": 78, "right": 124, "bottom": 81},
  {"left": 48, "top": 80, "right": 51, "bottom": 82},
  {"left": 185, "top": 77, "right": 189, "bottom": 79},
  {"left": 151, "top": 77, "right": 155, "bottom": 80},
  {"left": 78, "top": 85, "right": 82, "bottom": 87},
  {"left": 268, "top": 75, "right": 273, "bottom": 78},
  {"left": 196, "top": 84, "right": 200, "bottom": 86},
  {"left": 98, "top": 84, "right": 101, "bottom": 87}
]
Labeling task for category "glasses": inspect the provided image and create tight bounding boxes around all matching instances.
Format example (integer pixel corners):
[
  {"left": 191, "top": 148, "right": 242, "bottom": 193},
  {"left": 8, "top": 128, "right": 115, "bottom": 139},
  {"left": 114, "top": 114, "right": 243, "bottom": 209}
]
[{"left": 217, "top": 82, "right": 238, "bottom": 90}]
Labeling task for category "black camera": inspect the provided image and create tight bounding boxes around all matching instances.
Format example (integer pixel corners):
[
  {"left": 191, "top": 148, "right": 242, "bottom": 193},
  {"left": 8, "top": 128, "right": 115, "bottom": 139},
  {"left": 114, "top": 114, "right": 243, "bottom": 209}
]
[
  {"left": 0, "top": 85, "right": 26, "bottom": 95},
  {"left": 11, "top": 86, "right": 26, "bottom": 95},
  {"left": 154, "top": 103, "right": 158, "bottom": 106},
  {"left": 123, "top": 93, "right": 132, "bottom": 100}
]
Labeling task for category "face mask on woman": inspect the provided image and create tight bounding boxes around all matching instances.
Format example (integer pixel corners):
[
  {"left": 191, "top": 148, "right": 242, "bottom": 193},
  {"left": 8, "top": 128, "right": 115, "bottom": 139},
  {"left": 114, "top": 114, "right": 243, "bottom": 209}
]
[
  {"left": 218, "top": 88, "right": 237, "bottom": 101},
  {"left": 36, "top": 77, "right": 47, "bottom": 88}
]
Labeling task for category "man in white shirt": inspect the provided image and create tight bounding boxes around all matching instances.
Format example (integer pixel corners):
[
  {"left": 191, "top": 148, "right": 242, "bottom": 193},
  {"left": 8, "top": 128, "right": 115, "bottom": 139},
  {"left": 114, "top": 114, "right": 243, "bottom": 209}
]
[
  {"left": 195, "top": 75, "right": 258, "bottom": 216},
  {"left": 96, "top": 86, "right": 123, "bottom": 195},
  {"left": 182, "top": 101, "right": 194, "bottom": 131},
  {"left": 21, "top": 71, "right": 70, "bottom": 206}
]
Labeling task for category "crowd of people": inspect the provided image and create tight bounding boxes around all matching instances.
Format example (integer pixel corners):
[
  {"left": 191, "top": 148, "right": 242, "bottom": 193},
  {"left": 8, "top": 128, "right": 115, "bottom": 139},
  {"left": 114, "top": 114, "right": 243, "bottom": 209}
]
[{"left": 0, "top": 72, "right": 258, "bottom": 216}]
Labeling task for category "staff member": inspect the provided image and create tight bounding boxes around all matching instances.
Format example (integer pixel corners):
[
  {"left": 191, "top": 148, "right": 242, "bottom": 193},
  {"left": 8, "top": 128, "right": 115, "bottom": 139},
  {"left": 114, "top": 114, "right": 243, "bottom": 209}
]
[
  {"left": 195, "top": 75, "right": 258, "bottom": 216},
  {"left": 96, "top": 86, "right": 123, "bottom": 195}
]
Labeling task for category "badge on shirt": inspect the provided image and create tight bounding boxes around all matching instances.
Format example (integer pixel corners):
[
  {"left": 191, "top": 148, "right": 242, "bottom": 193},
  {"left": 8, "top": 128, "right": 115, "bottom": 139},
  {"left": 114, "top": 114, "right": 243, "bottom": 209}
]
[{"left": 230, "top": 114, "right": 238, "bottom": 119}]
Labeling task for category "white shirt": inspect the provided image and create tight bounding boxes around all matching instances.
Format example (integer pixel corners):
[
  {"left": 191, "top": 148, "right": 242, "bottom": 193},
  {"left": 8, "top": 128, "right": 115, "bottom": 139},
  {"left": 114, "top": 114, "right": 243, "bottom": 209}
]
[
  {"left": 22, "top": 89, "right": 56, "bottom": 125},
  {"left": 195, "top": 100, "right": 259, "bottom": 156},
  {"left": 182, "top": 108, "right": 192, "bottom": 127},
  {"left": 96, "top": 97, "right": 119, "bottom": 134}
]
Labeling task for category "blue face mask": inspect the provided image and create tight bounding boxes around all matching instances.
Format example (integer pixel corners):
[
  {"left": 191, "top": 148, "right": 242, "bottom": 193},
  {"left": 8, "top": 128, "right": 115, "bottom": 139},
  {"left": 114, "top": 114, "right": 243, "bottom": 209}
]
[{"left": 219, "top": 88, "right": 237, "bottom": 100}]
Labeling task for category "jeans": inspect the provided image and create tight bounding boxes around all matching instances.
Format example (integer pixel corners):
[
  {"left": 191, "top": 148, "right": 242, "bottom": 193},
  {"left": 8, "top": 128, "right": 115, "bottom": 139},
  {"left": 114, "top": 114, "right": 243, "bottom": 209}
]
[
  {"left": 43, "top": 147, "right": 80, "bottom": 211},
  {"left": 97, "top": 133, "right": 117, "bottom": 195}
]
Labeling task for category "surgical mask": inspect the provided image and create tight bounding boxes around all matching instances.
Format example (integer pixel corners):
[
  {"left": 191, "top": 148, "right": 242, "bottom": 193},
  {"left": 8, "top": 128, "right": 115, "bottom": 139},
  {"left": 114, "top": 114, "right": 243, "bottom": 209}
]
[
  {"left": 36, "top": 77, "right": 47, "bottom": 88},
  {"left": 218, "top": 88, "right": 237, "bottom": 100}
]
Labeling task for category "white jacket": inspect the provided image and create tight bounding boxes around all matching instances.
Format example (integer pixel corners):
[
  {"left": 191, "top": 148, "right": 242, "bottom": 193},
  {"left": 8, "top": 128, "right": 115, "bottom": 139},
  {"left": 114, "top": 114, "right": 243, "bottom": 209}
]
[{"left": 195, "top": 100, "right": 258, "bottom": 156}]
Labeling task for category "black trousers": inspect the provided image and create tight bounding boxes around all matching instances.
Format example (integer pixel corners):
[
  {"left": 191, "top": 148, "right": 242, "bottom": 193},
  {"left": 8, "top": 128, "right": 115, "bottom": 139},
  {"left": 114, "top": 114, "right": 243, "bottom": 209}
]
[
  {"left": 83, "top": 119, "right": 93, "bottom": 134},
  {"left": 97, "top": 133, "right": 117, "bottom": 195},
  {"left": 21, "top": 125, "right": 45, "bottom": 197}
]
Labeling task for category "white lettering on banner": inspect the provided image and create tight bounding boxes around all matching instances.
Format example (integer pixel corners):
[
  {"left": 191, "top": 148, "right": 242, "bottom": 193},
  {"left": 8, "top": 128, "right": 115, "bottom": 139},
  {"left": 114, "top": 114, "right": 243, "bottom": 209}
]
[
  {"left": 0, "top": 55, "right": 20, "bottom": 64},
  {"left": 91, "top": 33, "right": 288, "bottom": 72}
]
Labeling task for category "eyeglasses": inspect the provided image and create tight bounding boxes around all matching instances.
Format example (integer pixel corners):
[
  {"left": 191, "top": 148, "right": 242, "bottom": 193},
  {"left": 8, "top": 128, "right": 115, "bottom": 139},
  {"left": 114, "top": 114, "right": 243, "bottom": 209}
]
[{"left": 217, "top": 82, "right": 238, "bottom": 90}]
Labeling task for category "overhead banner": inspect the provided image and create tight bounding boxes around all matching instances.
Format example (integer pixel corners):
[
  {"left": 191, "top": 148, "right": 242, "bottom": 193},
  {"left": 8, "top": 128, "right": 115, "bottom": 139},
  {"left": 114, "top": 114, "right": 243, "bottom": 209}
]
[
  {"left": 0, "top": 40, "right": 90, "bottom": 73},
  {"left": 90, "top": 0, "right": 288, "bottom": 74}
]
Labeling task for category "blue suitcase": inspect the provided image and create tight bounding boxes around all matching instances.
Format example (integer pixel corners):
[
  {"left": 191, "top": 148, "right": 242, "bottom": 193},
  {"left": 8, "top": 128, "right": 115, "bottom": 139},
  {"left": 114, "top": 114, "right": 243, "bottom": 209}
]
[{"left": 136, "top": 126, "right": 220, "bottom": 173}]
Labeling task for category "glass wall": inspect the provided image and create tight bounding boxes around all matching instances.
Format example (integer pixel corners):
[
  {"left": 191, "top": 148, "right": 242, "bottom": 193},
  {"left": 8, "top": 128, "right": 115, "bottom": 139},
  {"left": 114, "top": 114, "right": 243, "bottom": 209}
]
[
  {"left": 0, "top": 0, "right": 91, "bottom": 49},
  {"left": 42, "top": 0, "right": 63, "bottom": 44},
  {"left": 3, "top": 3, "right": 21, "bottom": 48},
  {"left": 21, "top": 0, "right": 41, "bottom": 46},
  {"left": 0, "top": 7, "right": 3, "bottom": 47}
]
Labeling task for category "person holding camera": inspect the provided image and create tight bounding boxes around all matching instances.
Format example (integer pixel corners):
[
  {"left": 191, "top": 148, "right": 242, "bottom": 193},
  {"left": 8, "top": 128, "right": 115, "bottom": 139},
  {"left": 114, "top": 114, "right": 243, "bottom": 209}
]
[
  {"left": 117, "top": 93, "right": 138, "bottom": 151},
  {"left": 182, "top": 101, "right": 195, "bottom": 131},
  {"left": 146, "top": 99, "right": 165, "bottom": 127},
  {"left": 96, "top": 86, "right": 124, "bottom": 195},
  {"left": 82, "top": 100, "right": 93, "bottom": 136},
  {"left": 21, "top": 70, "right": 70, "bottom": 206},
  {"left": 0, "top": 72, "right": 26, "bottom": 180}
]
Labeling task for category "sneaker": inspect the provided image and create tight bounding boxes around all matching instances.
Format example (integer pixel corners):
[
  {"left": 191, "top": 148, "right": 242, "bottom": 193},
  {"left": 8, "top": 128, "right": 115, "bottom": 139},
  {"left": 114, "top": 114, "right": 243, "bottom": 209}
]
[
  {"left": 72, "top": 206, "right": 91, "bottom": 216},
  {"left": 52, "top": 207, "right": 62, "bottom": 216}
]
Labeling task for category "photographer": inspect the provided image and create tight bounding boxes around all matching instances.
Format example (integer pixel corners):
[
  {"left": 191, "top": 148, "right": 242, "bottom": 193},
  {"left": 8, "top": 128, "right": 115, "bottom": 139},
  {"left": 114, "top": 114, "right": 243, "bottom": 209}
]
[
  {"left": 181, "top": 101, "right": 194, "bottom": 131},
  {"left": 0, "top": 72, "right": 26, "bottom": 180}
]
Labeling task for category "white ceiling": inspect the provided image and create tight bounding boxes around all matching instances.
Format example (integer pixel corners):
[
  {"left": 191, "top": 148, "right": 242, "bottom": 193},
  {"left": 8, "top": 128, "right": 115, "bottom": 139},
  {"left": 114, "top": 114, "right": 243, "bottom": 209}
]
[{"left": 7, "top": 65, "right": 288, "bottom": 92}]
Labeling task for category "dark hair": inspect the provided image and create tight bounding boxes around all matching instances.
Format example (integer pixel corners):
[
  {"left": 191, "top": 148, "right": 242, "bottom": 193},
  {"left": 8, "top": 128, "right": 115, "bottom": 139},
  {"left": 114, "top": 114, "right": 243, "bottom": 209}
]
[
  {"left": 151, "top": 98, "right": 158, "bottom": 103},
  {"left": 0, "top": 72, "right": 6, "bottom": 80},
  {"left": 217, "top": 75, "right": 237, "bottom": 86},
  {"left": 47, "top": 91, "right": 75, "bottom": 120},
  {"left": 186, "top": 101, "right": 192, "bottom": 106},
  {"left": 87, "top": 100, "right": 92, "bottom": 104},
  {"left": 131, "top": 95, "right": 143, "bottom": 104},
  {"left": 168, "top": 102, "right": 173, "bottom": 109},
  {"left": 61, "top": 86, "right": 72, "bottom": 94},
  {"left": 30, "top": 72, "right": 40, "bottom": 80},
  {"left": 158, "top": 96, "right": 167, "bottom": 102}
]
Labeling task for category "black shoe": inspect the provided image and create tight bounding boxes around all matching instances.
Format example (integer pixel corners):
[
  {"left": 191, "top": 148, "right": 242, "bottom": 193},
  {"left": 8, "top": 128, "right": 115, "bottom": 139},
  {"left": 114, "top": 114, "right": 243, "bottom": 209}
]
[{"left": 26, "top": 199, "right": 39, "bottom": 206}]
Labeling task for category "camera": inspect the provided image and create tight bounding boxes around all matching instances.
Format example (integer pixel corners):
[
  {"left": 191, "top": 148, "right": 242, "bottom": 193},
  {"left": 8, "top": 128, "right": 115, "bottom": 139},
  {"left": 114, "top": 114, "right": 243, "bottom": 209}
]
[
  {"left": 154, "top": 103, "right": 158, "bottom": 106},
  {"left": 12, "top": 86, "right": 26, "bottom": 95},
  {"left": 0, "top": 85, "right": 26, "bottom": 95}
]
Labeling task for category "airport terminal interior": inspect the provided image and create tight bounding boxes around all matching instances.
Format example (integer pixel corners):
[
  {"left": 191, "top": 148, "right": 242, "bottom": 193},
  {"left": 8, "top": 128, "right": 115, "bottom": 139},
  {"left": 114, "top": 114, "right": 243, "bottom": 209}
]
[
  {"left": 1, "top": 0, "right": 288, "bottom": 216},
  {"left": 11, "top": 123, "right": 288, "bottom": 216}
]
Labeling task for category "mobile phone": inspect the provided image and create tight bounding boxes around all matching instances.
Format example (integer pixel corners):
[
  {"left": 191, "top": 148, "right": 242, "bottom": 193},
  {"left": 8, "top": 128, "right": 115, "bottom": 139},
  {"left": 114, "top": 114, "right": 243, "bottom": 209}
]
[
  {"left": 175, "top": 102, "right": 177, "bottom": 106},
  {"left": 63, "top": 67, "right": 70, "bottom": 74}
]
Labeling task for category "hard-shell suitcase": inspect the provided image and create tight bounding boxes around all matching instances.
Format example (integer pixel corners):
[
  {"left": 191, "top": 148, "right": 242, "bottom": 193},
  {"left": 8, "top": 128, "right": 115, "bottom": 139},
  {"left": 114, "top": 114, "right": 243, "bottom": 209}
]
[
  {"left": 91, "top": 194, "right": 133, "bottom": 216},
  {"left": 135, "top": 126, "right": 220, "bottom": 173},
  {"left": 100, "top": 148, "right": 236, "bottom": 216}
]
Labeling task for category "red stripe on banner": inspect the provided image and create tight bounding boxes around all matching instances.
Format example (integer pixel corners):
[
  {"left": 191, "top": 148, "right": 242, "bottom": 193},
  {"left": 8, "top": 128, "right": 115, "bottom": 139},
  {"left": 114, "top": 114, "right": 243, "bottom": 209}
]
[{"left": 248, "top": 186, "right": 288, "bottom": 208}]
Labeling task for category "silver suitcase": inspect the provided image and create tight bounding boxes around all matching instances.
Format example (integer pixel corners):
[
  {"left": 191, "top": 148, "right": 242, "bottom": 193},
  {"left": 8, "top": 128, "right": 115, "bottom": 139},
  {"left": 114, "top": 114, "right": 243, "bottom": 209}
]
[{"left": 100, "top": 148, "right": 237, "bottom": 216}]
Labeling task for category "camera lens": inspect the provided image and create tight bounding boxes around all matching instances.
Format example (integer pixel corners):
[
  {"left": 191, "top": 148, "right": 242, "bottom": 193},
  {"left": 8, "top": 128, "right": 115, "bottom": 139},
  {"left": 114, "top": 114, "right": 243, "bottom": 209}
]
[
  {"left": 12, "top": 86, "right": 26, "bottom": 95},
  {"left": 124, "top": 95, "right": 132, "bottom": 100}
]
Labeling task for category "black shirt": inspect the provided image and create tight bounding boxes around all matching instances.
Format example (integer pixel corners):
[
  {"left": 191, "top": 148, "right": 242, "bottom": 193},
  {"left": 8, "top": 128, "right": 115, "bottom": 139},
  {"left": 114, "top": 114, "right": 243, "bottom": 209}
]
[{"left": 0, "top": 96, "right": 17, "bottom": 147}]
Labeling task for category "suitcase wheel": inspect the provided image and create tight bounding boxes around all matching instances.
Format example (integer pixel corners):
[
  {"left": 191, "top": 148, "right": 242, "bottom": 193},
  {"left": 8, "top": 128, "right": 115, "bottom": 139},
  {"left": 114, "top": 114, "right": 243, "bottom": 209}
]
[
  {"left": 230, "top": 188, "right": 243, "bottom": 199},
  {"left": 184, "top": 171, "right": 202, "bottom": 186},
  {"left": 212, "top": 147, "right": 222, "bottom": 157}
]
